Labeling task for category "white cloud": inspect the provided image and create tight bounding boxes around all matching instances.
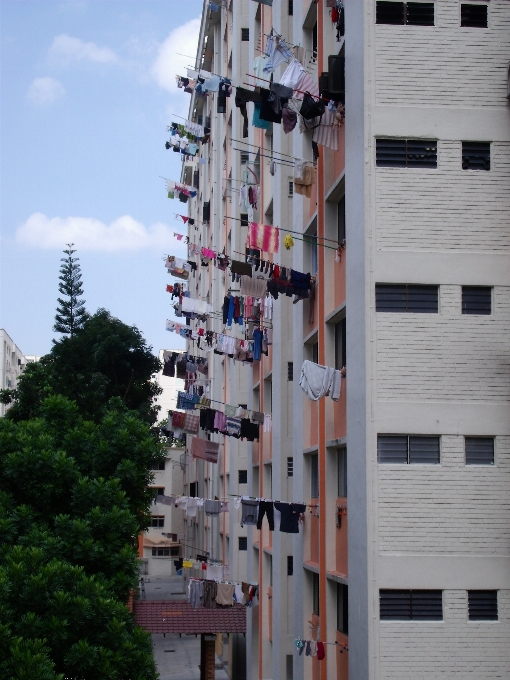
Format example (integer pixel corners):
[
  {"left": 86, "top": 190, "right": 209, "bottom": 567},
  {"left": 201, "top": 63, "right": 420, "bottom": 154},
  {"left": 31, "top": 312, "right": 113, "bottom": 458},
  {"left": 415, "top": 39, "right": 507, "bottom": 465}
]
[
  {"left": 151, "top": 18, "right": 201, "bottom": 93},
  {"left": 49, "top": 34, "right": 118, "bottom": 64},
  {"left": 26, "top": 77, "right": 65, "bottom": 106},
  {"left": 16, "top": 213, "right": 187, "bottom": 253}
]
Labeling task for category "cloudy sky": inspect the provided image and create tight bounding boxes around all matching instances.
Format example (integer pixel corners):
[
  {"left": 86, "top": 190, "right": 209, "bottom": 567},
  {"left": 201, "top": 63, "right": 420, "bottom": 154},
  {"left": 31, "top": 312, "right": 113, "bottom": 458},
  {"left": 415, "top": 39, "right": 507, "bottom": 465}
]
[{"left": 1, "top": 0, "right": 204, "bottom": 356}]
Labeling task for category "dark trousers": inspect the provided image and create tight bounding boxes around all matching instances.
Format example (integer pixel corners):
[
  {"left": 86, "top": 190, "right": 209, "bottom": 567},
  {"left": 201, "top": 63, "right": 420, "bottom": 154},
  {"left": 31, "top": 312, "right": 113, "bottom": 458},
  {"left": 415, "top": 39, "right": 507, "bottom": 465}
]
[{"left": 257, "top": 501, "right": 275, "bottom": 531}]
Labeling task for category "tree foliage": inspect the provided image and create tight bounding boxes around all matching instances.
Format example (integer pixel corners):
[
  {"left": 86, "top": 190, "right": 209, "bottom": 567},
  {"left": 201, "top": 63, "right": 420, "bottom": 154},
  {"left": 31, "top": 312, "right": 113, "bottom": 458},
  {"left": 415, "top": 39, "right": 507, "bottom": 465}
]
[
  {"left": 1, "top": 309, "right": 162, "bottom": 424},
  {"left": 53, "top": 244, "right": 88, "bottom": 337},
  {"left": 0, "top": 395, "right": 163, "bottom": 680}
]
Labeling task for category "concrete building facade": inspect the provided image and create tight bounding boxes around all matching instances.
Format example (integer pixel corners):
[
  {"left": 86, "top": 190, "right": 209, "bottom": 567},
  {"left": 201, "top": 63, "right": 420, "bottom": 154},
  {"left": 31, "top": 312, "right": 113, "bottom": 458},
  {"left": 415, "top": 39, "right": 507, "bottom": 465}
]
[
  {"left": 0, "top": 329, "right": 26, "bottom": 417},
  {"left": 179, "top": 1, "right": 510, "bottom": 679}
]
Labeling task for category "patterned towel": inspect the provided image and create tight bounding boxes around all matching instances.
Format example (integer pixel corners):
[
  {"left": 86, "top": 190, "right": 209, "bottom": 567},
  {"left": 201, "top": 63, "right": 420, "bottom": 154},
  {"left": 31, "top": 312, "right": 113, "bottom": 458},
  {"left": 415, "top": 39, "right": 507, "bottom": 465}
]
[{"left": 248, "top": 222, "right": 279, "bottom": 253}]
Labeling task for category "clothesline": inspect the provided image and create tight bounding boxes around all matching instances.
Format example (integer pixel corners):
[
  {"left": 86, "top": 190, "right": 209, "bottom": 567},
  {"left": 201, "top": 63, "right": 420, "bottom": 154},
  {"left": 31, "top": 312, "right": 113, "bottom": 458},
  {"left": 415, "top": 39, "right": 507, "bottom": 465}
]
[
  {"left": 223, "top": 216, "right": 341, "bottom": 250},
  {"left": 230, "top": 138, "right": 314, "bottom": 165},
  {"left": 233, "top": 147, "right": 295, "bottom": 167}
]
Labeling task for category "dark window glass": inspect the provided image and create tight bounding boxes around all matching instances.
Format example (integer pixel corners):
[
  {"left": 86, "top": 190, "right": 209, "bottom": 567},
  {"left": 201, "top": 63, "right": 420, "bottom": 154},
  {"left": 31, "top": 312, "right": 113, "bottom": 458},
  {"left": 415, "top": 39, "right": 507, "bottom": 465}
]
[
  {"left": 288, "top": 180, "right": 294, "bottom": 196},
  {"left": 334, "top": 318, "right": 347, "bottom": 370},
  {"left": 337, "top": 449, "right": 347, "bottom": 497},
  {"left": 287, "top": 457, "right": 294, "bottom": 477},
  {"left": 287, "top": 556, "right": 294, "bottom": 576},
  {"left": 238, "top": 537, "right": 248, "bottom": 551},
  {"left": 150, "top": 461, "right": 166, "bottom": 470},
  {"left": 311, "top": 454, "right": 319, "bottom": 498},
  {"left": 461, "top": 4, "right": 488, "bottom": 28},
  {"left": 312, "top": 573, "right": 320, "bottom": 615},
  {"left": 376, "top": 284, "right": 438, "bottom": 313},
  {"left": 468, "top": 591, "right": 498, "bottom": 620},
  {"left": 337, "top": 196, "right": 346, "bottom": 242},
  {"left": 288, "top": 0, "right": 294, "bottom": 15},
  {"left": 337, "top": 584, "right": 349, "bottom": 634},
  {"left": 288, "top": 362, "right": 294, "bottom": 381},
  {"left": 312, "top": 342, "right": 319, "bottom": 364},
  {"left": 376, "top": 138, "right": 437, "bottom": 168},
  {"left": 240, "top": 213, "right": 249, "bottom": 227},
  {"left": 380, "top": 590, "right": 443, "bottom": 620},
  {"left": 465, "top": 437, "right": 494, "bottom": 465},
  {"left": 406, "top": 2, "right": 434, "bottom": 25},
  {"left": 378, "top": 435, "right": 440, "bottom": 464},
  {"left": 189, "top": 482, "right": 198, "bottom": 497},
  {"left": 328, "top": 54, "right": 345, "bottom": 97},
  {"left": 462, "top": 286, "right": 491, "bottom": 315},
  {"left": 238, "top": 469, "right": 248, "bottom": 484},
  {"left": 240, "top": 151, "right": 250, "bottom": 165},
  {"left": 151, "top": 516, "right": 165, "bottom": 528},
  {"left": 376, "top": 1, "right": 405, "bottom": 24},
  {"left": 152, "top": 487, "right": 165, "bottom": 497},
  {"left": 202, "top": 202, "right": 210, "bottom": 222},
  {"left": 462, "top": 142, "right": 490, "bottom": 170},
  {"left": 241, "top": 28, "right": 250, "bottom": 41}
]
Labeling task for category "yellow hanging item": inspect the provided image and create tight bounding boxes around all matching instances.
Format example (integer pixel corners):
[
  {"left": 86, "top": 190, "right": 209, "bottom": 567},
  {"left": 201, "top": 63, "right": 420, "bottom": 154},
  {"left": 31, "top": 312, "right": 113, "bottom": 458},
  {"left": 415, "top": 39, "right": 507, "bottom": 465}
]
[
  {"left": 284, "top": 234, "right": 294, "bottom": 250},
  {"left": 182, "top": 560, "right": 193, "bottom": 568}
]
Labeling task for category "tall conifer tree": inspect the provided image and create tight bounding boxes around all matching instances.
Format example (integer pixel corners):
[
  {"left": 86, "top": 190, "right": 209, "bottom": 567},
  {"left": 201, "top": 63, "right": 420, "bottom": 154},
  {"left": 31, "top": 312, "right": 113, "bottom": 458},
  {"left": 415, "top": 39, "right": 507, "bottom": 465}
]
[{"left": 53, "top": 243, "right": 88, "bottom": 337}]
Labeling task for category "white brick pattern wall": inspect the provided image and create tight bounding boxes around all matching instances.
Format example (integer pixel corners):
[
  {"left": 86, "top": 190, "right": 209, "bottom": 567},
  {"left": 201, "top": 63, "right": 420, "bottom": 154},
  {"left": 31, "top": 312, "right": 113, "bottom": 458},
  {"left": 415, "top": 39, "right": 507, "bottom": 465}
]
[
  {"left": 375, "top": 1, "right": 510, "bottom": 107},
  {"left": 376, "top": 142, "right": 510, "bottom": 252}
]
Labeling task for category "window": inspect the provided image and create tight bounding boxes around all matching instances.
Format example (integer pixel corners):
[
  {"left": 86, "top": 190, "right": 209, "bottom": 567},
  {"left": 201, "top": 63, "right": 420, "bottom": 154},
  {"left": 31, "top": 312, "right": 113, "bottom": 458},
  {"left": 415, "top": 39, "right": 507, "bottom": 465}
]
[
  {"left": 378, "top": 435, "right": 440, "bottom": 464},
  {"left": 288, "top": 0, "right": 293, "bottom": 15},
  {"left": 337, "top": 196, "right": 345, "bottom": 242},
  {"left": 468, "top": 591, "right": 498, "bottom": 620},
  {"left": 461, "top": 3, "right": 488, "bottom": 28},
  {"left": 376, "top": 284, "right": 439, "bottom": 313},
  {"left": 305, "top": 234, "right": 318, "bottom": 274},
  {"left": 151, "top": 547, "right": 179, "bottom": 557},
  {"left": 151, "top": 487, "right": 165, "bottom": 497},
  {"left": 462, "top": 142, "right": 490, "bottom": 170},
  {"left": 334, "top": 318, "right": 346, "bottom": 370},
  {"left": 189, "top": 482, "right": 198, "bottom": 497},
  {"left": 312, "top": 573, "right": 320, "bottom": 615},
  {"left": 288, "top": 362, "right": 294, "bottom": 381},
  {"left": 288, "top": 180, "right": 294, "bottom": 197},
  {"left": 465, "top": 437, "right": 494, "bottom": 465},
  {"left": 240, "top": 213, "right": 249, "bottom": 227},
  {"left": 311, "top": 454, "right": 319, "bottom": 498},
  {"left": 239, "top": 536, "right": 248, "bottom": 551},
  {"left": 376, "top": 2, "right": 434, "bottom": 26},
  {"left": 337, "top": 448, "right": 347, "bottom": 497},
  {"left": 287, "top": 457, "right": 294, "bottom": 477},
  {"left": 462, "top": 286, "right": 491, "bottom": 314},
  {"left": 238, "top": 469, "right": 248, "bottom": 484},
  {"left": 287, "top": 556, "right": 294, "bottom": 575},
  {"left": 337, "top": 584, "right": 348, "bottom": 634},
  {"left": 380, "top": 590, "right": 443, "bottom": 620},
  {"left": 240, "top": 151, "right": 250, "bottom": 165},
  {"left": 150, "top": 461, "right": 166, "bottom": 471},
  {"left": 376, "top": 138, "right": 437, "bottom": 168},
  {"left": 151, "top": 515, "right": 165, "bottom": 528},
  {"left": 241, "top": 28, "right": 250, "bottom": 41},
  {"left": 311, "top": 342, "right": 319, "bottom": 364}
]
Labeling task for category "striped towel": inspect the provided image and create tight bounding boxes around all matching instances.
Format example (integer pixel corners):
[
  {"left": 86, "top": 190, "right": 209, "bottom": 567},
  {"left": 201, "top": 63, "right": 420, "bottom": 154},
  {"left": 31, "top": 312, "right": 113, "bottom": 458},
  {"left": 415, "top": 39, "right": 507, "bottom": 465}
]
[{"left": 248, "top": 222, "right": 279, "bottom": 254}]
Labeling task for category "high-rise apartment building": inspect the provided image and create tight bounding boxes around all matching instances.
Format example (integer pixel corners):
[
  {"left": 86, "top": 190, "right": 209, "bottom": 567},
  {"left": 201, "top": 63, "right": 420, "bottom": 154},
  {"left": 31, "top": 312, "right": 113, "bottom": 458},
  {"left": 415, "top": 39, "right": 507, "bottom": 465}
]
[
  {"left": 178, "top": 1, "right": 510, "bottom": 679},
  {"left": 0, "top": 329, "right": 26, "bottom": 417}
]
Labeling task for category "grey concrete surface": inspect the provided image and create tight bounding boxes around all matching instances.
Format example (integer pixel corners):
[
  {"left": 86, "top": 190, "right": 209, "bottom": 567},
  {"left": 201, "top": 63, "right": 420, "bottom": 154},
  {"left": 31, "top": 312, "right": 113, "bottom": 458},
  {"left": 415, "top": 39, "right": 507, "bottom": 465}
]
[
  {"left": 140, "top": 574, "right": 187, "bottom": 601},
  {"left": 152, "top": 633, "right": 229, "bottom": 680}
]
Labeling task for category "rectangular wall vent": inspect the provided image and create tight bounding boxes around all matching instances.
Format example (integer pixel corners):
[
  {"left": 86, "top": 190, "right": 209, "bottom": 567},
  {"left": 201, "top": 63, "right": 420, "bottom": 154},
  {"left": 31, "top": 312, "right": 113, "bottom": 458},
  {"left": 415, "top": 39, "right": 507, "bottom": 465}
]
[
  {"left": 378, "top": 435, "right": 440, "bottom": 464},
  {"left": 465, "top": 437, "right": 494, "bottom": 465},
  {"left": 376, "top": 138, "right": 437, "bottom": 168},
  {"left": 468, "top": 591, "right": 498, "bottom": 620},
  {"left": 461, "top": 4, "right": 488, "bottom": 28},
  {"left": 380, "top": 590, "right": 443, "bottom": 620},
  {"left": 375, "top": 284, "right": 439, "bottom": 313},
  {"left": 462, "top": 141, "right": 490, "bottom": 170},
  {"left": 462, "top": 286, "right": 491, "bottom": 314}
]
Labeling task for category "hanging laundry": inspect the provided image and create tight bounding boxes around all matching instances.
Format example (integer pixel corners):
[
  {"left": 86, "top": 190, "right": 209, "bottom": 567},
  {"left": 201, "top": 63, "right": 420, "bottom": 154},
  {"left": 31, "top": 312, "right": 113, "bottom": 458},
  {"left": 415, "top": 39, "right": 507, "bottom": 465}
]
[
  {"left": 283, "top": 234, "right": 295, "bottom": 250},
  {"left": 293, "top": 162, "right": 316, "bottom": 198},
  {"left": 263, "top": 29, "right": 293, "bottom": 73},
  {"left": 273, "top": 502, "right": 307, "bottom": 533},
  {"left": 216, "top": 583, "right": 235, "bottom": 606},
  {"left": 299, "top": 360, "right": 342, "bottom": 401},
  {"left": 248, "top": 222, "right": 279, "bottom": 253},
  {"left": 190, "top": 436, "right": 220, "bottom": 463},
  {"left": 240, "top": 498, "right": 259, "bottom": 527}
]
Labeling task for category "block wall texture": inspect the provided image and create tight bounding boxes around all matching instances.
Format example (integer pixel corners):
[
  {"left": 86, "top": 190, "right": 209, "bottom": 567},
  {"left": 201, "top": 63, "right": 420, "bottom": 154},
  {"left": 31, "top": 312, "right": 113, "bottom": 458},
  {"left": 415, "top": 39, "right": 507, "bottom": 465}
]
[
  {"left": 379, "top": 590, "right": 510, "bottom": 679},
  {"left": 376, "top": 286, "right": 510, "bottom": 402},
  {"left": 378, "top": 435, "right": 510, "bottom": 554},
  {"left": 375, "top": 142, "right": 510, "bottom": 252},
  {"left": 375, "top": 1, "right": 510, "bottom": 107}
]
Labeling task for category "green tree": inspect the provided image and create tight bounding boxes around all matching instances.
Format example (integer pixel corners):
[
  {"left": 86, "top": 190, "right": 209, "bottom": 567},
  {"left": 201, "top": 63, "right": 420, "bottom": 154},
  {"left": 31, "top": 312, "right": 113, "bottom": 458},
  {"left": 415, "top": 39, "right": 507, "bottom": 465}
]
[
  {"left": 53, "top": 244, "right": 88, "bottom": 338},
  {"left": 1, "top": 310, "right": 162, "bottom": 424},
  {"left": 0, "top": 395, "right": 163, "bottom": 680}
]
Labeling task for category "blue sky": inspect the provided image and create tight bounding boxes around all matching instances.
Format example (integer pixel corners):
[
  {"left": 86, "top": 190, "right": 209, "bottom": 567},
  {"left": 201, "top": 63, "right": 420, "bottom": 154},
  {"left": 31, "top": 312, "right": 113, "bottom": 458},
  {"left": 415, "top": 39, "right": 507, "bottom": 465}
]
[{"left": 0, "top": 0, "right": 204, "bottom": 356}]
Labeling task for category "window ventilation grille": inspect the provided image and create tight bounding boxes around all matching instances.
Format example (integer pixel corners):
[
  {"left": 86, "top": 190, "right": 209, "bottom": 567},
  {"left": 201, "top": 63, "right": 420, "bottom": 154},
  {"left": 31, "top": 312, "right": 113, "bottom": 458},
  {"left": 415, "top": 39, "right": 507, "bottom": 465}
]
[
  {"left": 462, "top": 286, "right": 491, "bottom": 314},
  {"left": 376, "top": 138, "right": 437, "bottom": 168},
  {"left": 465, "top": 437, "right": 494, "bottom": 465},
  {"left": 468, "top": 591, "right": 498, "bottom": 620},
  {"left": 461, "top": 4, "right": 488, "bottom": 28},
  {"left": 380, "top": 590, "right": 443, "bottom": 620},
  {"left": 462, "top": 142, "right": 490, "bottom": 170},
  {"left": 375, "top": 284, "right": 439, "bottom": 313}
]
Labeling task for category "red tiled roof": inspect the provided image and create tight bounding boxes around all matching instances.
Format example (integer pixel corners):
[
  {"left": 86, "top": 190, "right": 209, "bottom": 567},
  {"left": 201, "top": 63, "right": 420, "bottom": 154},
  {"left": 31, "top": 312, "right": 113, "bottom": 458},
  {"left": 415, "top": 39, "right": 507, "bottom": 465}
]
[{"left": 133, "top": 600, "right": 246, "bottom": 634}]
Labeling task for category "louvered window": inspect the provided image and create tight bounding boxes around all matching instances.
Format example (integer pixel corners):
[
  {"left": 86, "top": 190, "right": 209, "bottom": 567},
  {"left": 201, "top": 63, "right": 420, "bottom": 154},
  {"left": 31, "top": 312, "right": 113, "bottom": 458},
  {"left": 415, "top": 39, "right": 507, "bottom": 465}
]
[
  {"left": 238, "top": 469, "right": 248, "bottom": 484},
  {"left": 288, "top": 362, "right": 294, "bottom": 381},
  {"left": 240, "top": 151, "right": 250, "bottom": 165},
  {"left": 239, "top": 537, "right": 248, "bottom": 551},
  {"left": 241, "top": 28, "right": 250, "bottom": 41},
  {"left": 376, "top": 284, "right": 439, "bottom": 313},
  {"left": 287, "top": 556, "right": 294, "bottom": 575},
  {"left": 461, "top": 3, "right": 488, "bottom": 28},
  {"left": 462, "top": 286, "right": 491, "bottom": 315},
  {"left": 202, "top": 202, "right": 210, "bottom": 222},
  {"left": 328, "top": 54, "right": 345, "bottom": 96},
  {"left": 376, "top": 2, "right": 434, "bottom": 26},
  {"left": 468, "top": 591, "right": 498, "bottom": 620},
  {"left": 311, "top": 454, "right": 319, "bottom": 498},
  {"left": 287, "top": 457, "right": 294, "bottom": 477},
  {"left": 376, "top": 138, "right": 437, "bottom": 167},
  {"left": 380, "top": 590, "right": 443, "bottom": 620},
  {"left": 334, "top": 318, "right": 347, "bottom": 370},
  {"left": 465, "top": 437, "right": 494, "bottom": 465},
  {"left": 378, "top": 435, "right": 440, "bottom": 464},
  {"left": 462, "top": 141, "right": 490, "bottom": 170}
]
